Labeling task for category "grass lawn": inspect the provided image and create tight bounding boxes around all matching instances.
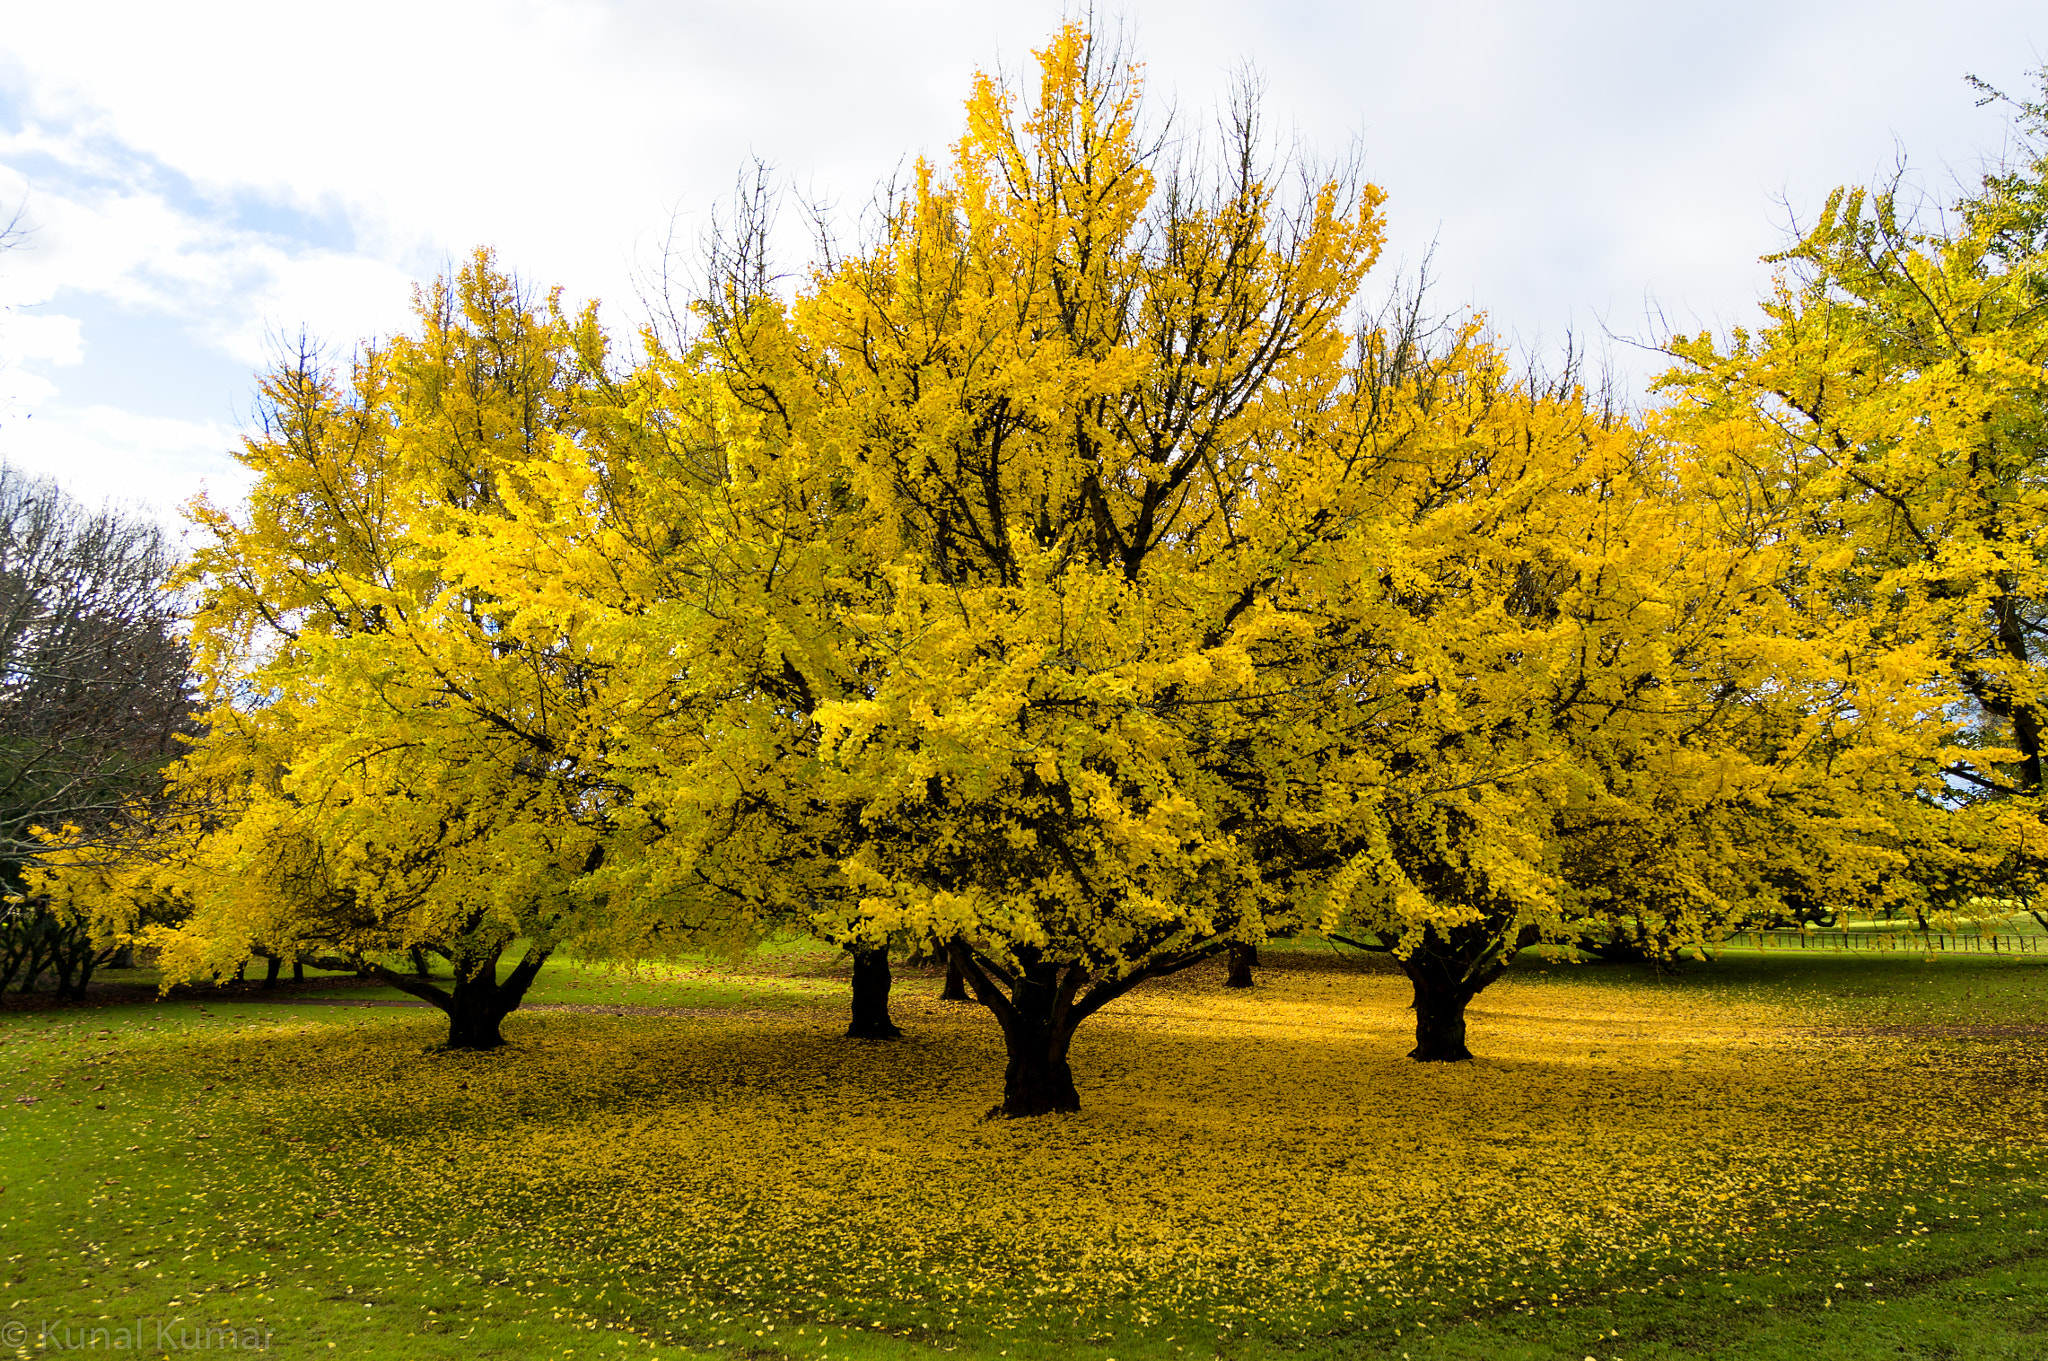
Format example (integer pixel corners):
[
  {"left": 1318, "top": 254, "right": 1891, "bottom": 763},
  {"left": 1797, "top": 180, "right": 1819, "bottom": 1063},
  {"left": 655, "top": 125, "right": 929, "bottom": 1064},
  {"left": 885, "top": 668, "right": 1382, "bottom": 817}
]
[{"left": 2, "top": 943, "right": 2045, "bottom": 1359}]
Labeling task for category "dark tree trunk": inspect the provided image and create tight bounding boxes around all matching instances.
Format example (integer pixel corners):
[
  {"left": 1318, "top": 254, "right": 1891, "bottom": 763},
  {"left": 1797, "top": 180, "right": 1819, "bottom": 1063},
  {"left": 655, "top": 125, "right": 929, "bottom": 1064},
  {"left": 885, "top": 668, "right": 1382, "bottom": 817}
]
[
  {"left": 1336, "top": 922, "right": 1530, "bottom": 1062},
  {"left": 410, "top": 946, "right": 431, "bottom": 977},
  {"left": 846, "top": 946, "right": 903, "bottom": 1039},
  {"left": 14, "top": 910, "right": 56, "bottom": 993},
  {"left": 940, "top": 955, "right": 971, "bottom": 1001},
  {"left": 363, "top": 940, "right": 554, "bottom": 1051},
  {"left": 946, "top": 945, "right": 1084, "bottom": 1117},
  {"left": 1224, "top": 941, "right": 1257, "bottom": 988},
  {"left": 1002, "top": 1040, "right": 1080, "bottom": 1116},
  {"left": 293, "top": 958, "right": 305, "bottom": 983},
  {"left": 997, "top": 959, "right": 1081, "bottom": 1115},
  {"left": 49, "top": 944, "right": 79, "bottom": 998},
  {"left": 1395, "top": 924, "right": 1530, "bottom": 1062},
  {"left": 31, "top": 914, "right": 117, "bottom": 1001},
  {"left": 945, "top": 939, "right": 1231, "bottom": 1118},
  {"left": 1405, "top": 971, "right": 1475, "bottom": 1061},
  {"left": 61, "top": 944, "right": 117, "bottom": 1001},
  {"left": 16, "top": 932, "right": 52, "bottom": 992},
  {"left": 444, "top": 976, "right": 513, "bottom": 1050},
  {"left": 262, "top": 954, "right": 283, "bottom": 988}
]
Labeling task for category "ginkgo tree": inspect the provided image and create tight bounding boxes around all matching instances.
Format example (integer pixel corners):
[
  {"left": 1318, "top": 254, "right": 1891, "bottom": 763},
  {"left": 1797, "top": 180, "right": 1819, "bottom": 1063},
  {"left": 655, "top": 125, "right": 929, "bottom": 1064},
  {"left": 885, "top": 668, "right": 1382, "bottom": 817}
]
[
  {"left": 1242, "top": 311, "right": 1932, "bottom": 1060},
  {"left": 1661, "top": 70, "right": 2048, "bottom": 919},
  {"left": 545, "top": 27, "right": 1394, "bottom": 1113},
  {"left": 150, "top": 255, "right": 706, "bottom": 1049}
]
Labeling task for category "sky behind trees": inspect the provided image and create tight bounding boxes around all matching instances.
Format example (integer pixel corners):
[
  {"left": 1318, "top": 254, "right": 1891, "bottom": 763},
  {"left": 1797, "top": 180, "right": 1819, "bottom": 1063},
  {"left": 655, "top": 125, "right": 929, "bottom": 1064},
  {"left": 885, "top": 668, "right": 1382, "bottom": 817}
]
[{"left": 0, "top": 0, "right": 2040, "bottom": 521}]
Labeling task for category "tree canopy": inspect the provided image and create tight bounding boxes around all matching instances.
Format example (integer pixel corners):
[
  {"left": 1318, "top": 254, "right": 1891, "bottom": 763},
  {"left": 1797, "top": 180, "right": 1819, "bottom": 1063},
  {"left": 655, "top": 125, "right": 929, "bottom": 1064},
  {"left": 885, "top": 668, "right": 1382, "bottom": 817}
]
[
  {"left": 39, "top": 32, "right": 2048, "bottom": 1113},
  {"left": 1662, "top": 70, "right": 2048, "bottom": 922}
]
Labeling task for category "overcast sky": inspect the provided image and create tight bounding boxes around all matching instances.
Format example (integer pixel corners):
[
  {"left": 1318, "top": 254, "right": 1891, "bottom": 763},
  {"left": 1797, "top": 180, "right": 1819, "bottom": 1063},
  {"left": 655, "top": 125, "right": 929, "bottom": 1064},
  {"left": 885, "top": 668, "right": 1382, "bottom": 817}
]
[{"left": 0, "top": 1, "right": 2040, "bottom": 525}]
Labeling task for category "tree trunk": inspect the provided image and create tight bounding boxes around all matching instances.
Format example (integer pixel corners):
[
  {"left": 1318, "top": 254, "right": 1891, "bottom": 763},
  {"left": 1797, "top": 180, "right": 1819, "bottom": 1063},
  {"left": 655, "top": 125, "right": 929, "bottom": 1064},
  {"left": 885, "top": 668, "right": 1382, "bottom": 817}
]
[
  {"left": 845, "top": 946, "right": 903, "bottom": 1039},
  {"left": 410, "top": 946, "right": 431, "bottom": 977},
  {"left": 364, "top": 941, "right": 554, "bottom": 1051},
  {"left": 63, "top": 944, "right": 118, "bottom": 1001},
  {"left": 15, "top": 916, "right": 54, "bottom": 993},
  {"left": 949, "top": 945, "right": 1083, "bottom": 1117},
  {"left": 293, "top": 958, "right": 305, "bottom": 983},
  {"left": 1406, "top": 971, "right": 1475, "bottom": 1061},
  {"left": 445, "top": 975, "right": 513, "bottom": 1050},
  {"left": 1397, "top": 936, "right": 1516, "bottom": 1062},
  {"left": 1224, "top": 942, "right": 1257, "bottom": 988},
  {"left": 49, "top": 942, "right": 79, "bottom": 998},
  {"left": 999, "top": 1034, "right": 1081, "bottom": 1116},
  {"left": 946, "top": 940, "right": 1230, "bottom": 1118},
  {"left": 994, "top": 969, "right": 1081, "bottom": 1117},
  {"left": 263, "top": 954, "right": 283, "bottom": 989},
  {"left": 940, "top": 955, "right": 971, "bottom": 1001}
]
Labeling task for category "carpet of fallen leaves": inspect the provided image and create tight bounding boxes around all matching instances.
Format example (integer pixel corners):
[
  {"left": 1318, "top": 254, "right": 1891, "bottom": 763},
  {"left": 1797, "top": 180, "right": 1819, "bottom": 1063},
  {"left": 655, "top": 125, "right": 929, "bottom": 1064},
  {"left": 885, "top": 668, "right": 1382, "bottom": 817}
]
[{"left": 89, "top": 951, "right": 2048, "bottom": 1347}]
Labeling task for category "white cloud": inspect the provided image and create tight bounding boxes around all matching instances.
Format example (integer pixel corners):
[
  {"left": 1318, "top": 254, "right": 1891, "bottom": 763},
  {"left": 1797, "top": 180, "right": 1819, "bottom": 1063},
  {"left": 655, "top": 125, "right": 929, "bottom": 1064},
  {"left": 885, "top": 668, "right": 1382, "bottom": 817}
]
[
  {"left": 0, "top": 402, "right": 246, "bottom": 528},
  {"left": 0, "top": 0, "right": 2042, "bottom": 514},
  {"left": 1, "top": 309, "right": 82, "bottom": 365},
  {"left": 201, "top": 249, "right": 420, "bottom": 369}
]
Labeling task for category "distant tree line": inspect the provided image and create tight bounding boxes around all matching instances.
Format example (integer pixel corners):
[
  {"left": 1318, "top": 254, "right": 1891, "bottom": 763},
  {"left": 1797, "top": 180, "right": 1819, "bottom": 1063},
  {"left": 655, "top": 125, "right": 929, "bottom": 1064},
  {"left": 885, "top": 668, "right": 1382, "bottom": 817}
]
[{"left": 0, "top": 465, "right": 194, "bottom": 996}]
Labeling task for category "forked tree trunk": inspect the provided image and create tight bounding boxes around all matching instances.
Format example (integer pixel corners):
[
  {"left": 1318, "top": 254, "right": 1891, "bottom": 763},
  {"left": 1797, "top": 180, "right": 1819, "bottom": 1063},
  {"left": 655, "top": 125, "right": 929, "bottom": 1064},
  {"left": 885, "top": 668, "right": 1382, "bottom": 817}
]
[
  {"left": 1398, "top": 943, "right": 1515, "bottom": 1062},
  {"left": 946, "top": 945, "right": 1082, "bottom": 1116},
  {"left": 940, "top": 956, "right": 971, "bottom": 1001},
  {"left": 15, "top": 915, "right": 56, "bottom": 993},
  {"left": 62, "top": 944, "right": 119, "bottom": 1001},
  {"left": 1335, "top": 923, "right": 1529, "bottom": 1063},
  {"left": 444, "top": 973, "right": 518, "bottom": 1050},
  {"left": 845, "top": 946, "right": 903, "bottom": 1039},
  {"left": 947, "top": 941, "right": 1226, "bottom": 1118},
  {"left": 1224, "top": 942, "right": 1258, "bottom": 988},
  {"left": 999, "top": 962, "right": 1082, "bottom": 1116},
  {"left": 357, "top": 941, "right": 554, "bottom": 1051}
]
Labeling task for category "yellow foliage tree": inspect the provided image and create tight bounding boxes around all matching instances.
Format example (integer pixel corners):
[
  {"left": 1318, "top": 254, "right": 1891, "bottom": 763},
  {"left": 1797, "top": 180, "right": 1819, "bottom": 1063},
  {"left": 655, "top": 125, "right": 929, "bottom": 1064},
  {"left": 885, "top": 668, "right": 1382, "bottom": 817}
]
[
  {"left": 535, "top": 28, "right": 1931, "bottom": 1104},
  {"left": 158, "top": 253, "right": 701, "bottom": 1049},
  {"left": 122, "top": 25, "right": 1967, "bottom": 1100},
  {"left": 526, "top": 28, "right": 1392, "bottom": 1111},
  {"left": 1661, "top": 76, "right": 2048, "bottom": 922},
  {"left": 1278, "top": 316, "right": 1934, "bottom": 1057}
]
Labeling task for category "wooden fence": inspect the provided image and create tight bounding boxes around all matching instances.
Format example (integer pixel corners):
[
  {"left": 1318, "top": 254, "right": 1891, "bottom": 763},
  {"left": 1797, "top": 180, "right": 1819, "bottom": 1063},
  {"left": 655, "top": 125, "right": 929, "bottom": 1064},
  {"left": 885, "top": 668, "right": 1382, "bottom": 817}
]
[{"left": 1741, "top": 928, "right": 2045, "bottom": 954}]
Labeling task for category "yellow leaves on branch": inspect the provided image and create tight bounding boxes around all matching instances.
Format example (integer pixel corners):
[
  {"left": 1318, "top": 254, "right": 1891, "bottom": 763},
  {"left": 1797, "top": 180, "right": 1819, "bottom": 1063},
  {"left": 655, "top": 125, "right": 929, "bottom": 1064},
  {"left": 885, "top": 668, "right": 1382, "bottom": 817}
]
[{"left": 108, "top": 22, "right": 2021, "bottom": 1032}]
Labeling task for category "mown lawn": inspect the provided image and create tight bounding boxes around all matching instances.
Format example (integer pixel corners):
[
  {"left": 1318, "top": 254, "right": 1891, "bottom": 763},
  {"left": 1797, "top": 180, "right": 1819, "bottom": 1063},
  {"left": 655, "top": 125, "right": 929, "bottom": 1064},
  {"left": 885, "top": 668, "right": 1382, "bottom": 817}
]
[{"left": 2, "top": 944, "right": 2045, "bottom": 1359}]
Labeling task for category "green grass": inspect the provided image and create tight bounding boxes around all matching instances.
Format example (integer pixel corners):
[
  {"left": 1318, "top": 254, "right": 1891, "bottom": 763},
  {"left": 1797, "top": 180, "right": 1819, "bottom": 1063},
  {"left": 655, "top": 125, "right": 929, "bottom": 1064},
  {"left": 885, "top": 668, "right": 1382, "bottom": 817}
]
[
  {"left": 0, "top": 1003, "right": 646, "bottom": 1358},
  {"left": 2, "top": 947, "right": 2045, "bottom": 1359}
]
